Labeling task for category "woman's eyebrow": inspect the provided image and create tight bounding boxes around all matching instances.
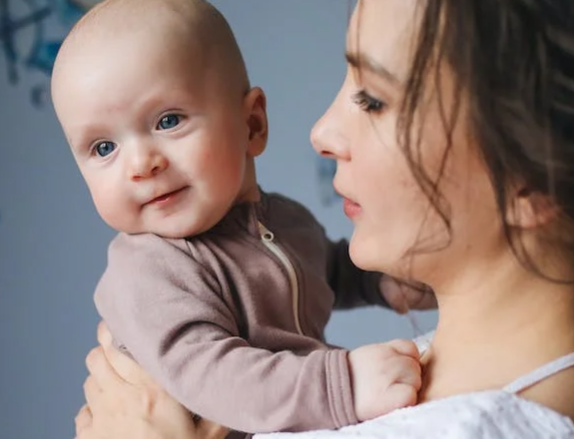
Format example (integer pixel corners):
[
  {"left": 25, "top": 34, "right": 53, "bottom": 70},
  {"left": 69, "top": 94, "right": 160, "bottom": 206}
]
[{"left": 345, "top": 51, "right": 402, "bottom": 86}]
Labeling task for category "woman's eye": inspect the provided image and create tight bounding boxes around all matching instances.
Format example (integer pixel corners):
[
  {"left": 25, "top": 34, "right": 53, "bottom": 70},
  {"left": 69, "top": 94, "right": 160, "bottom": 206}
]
[
  {"left": 157, "top": 114, "right": 181, "bottom": 130},
  {"left": 352, "top": 90, "right": 386, "bottom": 113},
  {"left": 95, "top": 141, "right": 116, "bottom": 157}
]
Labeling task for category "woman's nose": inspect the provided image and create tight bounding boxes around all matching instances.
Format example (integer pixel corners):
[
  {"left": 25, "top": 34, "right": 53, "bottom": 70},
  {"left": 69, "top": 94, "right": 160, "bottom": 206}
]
[{"left": 311, "top": 91, "right": 351, "bottom": 161}]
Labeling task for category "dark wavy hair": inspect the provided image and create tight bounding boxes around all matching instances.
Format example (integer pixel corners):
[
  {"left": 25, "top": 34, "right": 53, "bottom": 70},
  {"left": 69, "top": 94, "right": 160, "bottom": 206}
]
[{"left": 391, "top": 0, "right": 574, "bottom": 282}]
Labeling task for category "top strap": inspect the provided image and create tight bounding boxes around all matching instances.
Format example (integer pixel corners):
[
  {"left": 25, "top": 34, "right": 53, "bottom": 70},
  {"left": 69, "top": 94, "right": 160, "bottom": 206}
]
[
  {"left": 504, "top": 351, "right": 574, "bottom": 394},
  {"left": 413, "top": 330, "right": 435, "bottom": 355}
]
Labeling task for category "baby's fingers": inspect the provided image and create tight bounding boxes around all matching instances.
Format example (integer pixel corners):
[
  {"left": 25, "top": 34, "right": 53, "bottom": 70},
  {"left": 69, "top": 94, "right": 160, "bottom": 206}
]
[
  {"left": 386, "top": 339, "right": 420, "bottom": 360},
  {"left": 393, "top": 356, "right": 423, "bottom": 390},
  {"left": 382, "top": 383, "right": 419, "bottom": 412}
]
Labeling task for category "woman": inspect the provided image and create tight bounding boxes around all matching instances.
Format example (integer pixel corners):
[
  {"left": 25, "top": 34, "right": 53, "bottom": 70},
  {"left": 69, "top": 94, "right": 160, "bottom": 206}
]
[{"left": 75, "top": 0, "right": 574, "bottom": 437}]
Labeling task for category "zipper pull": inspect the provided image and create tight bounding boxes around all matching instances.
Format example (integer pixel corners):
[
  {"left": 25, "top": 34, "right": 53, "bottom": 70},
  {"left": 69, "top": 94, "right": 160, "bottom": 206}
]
[{"left": 258, "top": 221, "right": 275, "bottom": 242}]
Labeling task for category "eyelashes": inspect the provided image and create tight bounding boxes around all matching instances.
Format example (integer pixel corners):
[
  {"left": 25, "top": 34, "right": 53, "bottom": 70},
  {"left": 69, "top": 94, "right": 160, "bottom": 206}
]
[{"left": 352, "top": 90, "right": 387, "bottom": 113}]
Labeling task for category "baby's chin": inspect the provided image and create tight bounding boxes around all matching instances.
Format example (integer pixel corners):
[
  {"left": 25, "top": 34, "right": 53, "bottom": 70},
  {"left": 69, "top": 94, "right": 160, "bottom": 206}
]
[
  {"left": 133, "top": 221, "right": 216, "bottom": 240},
  {"left": 103, "top": 210, "right": 222, "bottom": 239}
]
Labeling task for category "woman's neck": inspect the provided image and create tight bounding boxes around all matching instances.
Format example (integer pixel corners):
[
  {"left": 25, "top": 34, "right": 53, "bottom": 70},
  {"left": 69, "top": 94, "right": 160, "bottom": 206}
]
[{"left": 419, "top": 252, "right": 574, "bottom": 416}]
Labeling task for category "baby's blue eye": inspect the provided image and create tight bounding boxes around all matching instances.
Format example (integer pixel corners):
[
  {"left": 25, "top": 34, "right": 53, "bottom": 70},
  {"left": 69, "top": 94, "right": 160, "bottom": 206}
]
[
  {"left": 95, "top": 141, "right": 116, "bottom": 157},
  {"left": 158, "top": 114, "right": 181, "bottom": 130}
]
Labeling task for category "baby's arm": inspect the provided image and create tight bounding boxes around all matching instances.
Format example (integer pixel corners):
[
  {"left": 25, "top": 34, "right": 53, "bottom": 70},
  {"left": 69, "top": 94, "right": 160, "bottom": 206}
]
[
  {"left": 325, "top": 237, "right": 436, "bottom": 313},
  {"left": 75, "top": 325, "right": 421, "bottom": 439},
  {"left": 325, "top": 237, "right": 387, "bottom": 309},
  {"left": 96, "top": 233, "right": 358, "bottom": 434}
]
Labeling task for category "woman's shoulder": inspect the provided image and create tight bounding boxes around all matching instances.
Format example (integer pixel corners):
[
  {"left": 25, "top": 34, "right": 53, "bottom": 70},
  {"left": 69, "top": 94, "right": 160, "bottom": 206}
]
[
  {"left": 364, "top": 390, "right": 574, "bottom": 438},
  {"left": 256, "top": 390, "right": 574, "bottom": 439}
]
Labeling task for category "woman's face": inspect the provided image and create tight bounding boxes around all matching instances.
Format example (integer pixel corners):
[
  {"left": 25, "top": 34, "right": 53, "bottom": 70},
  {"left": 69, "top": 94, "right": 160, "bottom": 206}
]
[{"left": 312, "top": 0, "right": 501, "bottom": 285}]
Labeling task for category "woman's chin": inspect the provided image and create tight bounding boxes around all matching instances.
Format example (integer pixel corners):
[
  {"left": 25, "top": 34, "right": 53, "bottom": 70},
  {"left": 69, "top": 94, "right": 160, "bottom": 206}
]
[
  {"left": 349, "top": 233, "right": 384, "bottom": 272},
  {"left": 349, "top": 231, "right": 407, "bottom": 276}
]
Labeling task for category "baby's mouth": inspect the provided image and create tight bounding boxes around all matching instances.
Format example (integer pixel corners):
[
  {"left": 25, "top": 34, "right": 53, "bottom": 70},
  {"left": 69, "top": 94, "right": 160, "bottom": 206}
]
[{"left": 146, "top": 187, "right": 188, "bottom": 205}]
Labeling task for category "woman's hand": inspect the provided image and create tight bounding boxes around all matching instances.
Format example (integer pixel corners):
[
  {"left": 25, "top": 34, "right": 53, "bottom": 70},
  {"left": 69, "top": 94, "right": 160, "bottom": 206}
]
[{"left": 75, "top": 322, "right": 229, "bottom": 439}]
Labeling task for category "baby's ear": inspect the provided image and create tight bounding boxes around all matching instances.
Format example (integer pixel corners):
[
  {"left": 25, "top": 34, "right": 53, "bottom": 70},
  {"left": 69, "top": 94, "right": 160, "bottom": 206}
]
[
  {"left": 243, "top": 87, "right": 268, "bottom": 157},
  {"left": 506, "top": 186, "right": 559, "bottom": 229}
]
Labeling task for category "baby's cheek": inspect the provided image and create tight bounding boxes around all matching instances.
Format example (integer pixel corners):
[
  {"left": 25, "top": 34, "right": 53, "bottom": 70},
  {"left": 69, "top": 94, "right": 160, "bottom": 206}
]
[{"left": 91, "top": 187, "right": 136, "bottom": 233}]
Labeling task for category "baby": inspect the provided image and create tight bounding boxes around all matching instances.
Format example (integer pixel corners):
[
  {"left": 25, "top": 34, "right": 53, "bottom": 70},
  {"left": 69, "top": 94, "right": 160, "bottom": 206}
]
[{"left": 51, "top": 0, "right": 423, "bottom": 434}]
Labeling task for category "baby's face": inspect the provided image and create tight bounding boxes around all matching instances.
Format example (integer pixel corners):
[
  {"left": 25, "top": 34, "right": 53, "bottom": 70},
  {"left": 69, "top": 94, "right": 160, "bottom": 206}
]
[{"left": 53, "top": 33, "right": 255, "bottom": 238}]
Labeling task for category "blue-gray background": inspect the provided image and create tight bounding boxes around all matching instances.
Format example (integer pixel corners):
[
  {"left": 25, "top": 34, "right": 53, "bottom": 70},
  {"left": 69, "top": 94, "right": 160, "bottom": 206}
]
[{"left": 0, "top": 1, "right": 437, "bottom": 438}]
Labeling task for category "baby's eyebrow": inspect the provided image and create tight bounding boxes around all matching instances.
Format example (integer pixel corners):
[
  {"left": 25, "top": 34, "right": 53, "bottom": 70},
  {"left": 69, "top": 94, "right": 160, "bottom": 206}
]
[
  {"left": 345, "top": 51, "right": 402, "bottom": 86},
  {"left": 69, "top": 139, "right": 90, "bottom": 156},
  {"left": 67, "top": 123, "right": 108, "bottom": 152}
]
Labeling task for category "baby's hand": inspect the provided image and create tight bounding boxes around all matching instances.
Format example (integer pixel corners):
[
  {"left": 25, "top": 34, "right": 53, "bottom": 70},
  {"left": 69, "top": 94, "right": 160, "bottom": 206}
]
[
  {"left": 348, "top": 340, "right": 422, "bottom": 421},
  {"left": 379, "top": 275, "right": 437, "bottom": 314}
]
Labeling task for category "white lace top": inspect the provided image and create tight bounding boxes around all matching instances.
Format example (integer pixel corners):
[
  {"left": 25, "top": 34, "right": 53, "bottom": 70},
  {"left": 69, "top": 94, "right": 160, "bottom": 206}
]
[{"left": 256, "top": 333, "right": 574, "bottom": 439}]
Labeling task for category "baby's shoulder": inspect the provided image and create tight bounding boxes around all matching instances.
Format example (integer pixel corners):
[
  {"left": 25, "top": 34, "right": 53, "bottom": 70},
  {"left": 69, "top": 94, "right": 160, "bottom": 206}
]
[
  {"left": 264, "top": 192, "right": 324, "bottom": 231},
  {"left": 105, "top": 232, "right": 199, "bottom": 271},
  {"left": 109, "top": 232, "right": 191, "bottom": 255}
]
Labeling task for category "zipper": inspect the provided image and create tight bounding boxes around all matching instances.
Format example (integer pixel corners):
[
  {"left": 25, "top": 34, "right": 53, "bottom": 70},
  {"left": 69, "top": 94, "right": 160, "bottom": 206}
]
[{"left": 257, "top": 221, "right": 304, "bottom": 336}]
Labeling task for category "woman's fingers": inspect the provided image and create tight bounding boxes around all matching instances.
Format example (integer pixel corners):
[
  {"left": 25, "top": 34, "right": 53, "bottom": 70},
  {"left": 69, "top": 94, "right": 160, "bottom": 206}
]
[
  {"left": 97, "top": 321, "right": 153, "bottom": 386},
  {"left": 96, "top": 321, "right": 113, "bottom": 349},
  {"left": 83, "top": 374, "right": 102, "bottom": 410},
  {"left": 75, "top": 404, "right": 92, "bottom": 436},
  {"left": 196, "top": 418, "right": 230, "bottom": 439},
  {"left": 86, "top": 345, "right": 125, "bottom": 389}
]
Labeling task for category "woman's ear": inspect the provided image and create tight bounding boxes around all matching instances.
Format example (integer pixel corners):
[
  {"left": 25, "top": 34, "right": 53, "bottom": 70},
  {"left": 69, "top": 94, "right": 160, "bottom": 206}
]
[
  {"left": 506, "top": 187, "right": 559, "bottom": 229},
  {"left": 242, "top": 87, "right": 268, "bottom": 158}
]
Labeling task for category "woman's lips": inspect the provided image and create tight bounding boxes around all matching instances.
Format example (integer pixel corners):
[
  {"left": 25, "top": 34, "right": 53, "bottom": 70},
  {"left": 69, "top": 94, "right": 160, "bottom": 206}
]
[{"left": 343, "top": 197, "right": 362, "bottom": 218}]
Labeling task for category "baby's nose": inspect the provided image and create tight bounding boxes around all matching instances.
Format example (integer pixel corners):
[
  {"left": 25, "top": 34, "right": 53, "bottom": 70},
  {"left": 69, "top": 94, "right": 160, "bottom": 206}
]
[{"left": 128, "top": 147, "right": 168, "bottom": 180}]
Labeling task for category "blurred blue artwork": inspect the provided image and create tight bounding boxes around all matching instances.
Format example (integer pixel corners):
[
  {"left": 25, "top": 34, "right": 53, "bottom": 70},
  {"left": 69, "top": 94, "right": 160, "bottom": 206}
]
[
  {"left": 317, "top": 157, "right": 341, "bottom": 207},
  {"left": 0, "top": 0, "right": 102, "bottom": 107}
]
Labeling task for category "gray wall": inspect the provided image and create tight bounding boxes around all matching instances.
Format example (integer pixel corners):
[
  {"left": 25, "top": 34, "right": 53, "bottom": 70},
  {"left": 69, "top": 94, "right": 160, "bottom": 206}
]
[{"left": 0, "top": 2, "right": 437, "bottom": 438}]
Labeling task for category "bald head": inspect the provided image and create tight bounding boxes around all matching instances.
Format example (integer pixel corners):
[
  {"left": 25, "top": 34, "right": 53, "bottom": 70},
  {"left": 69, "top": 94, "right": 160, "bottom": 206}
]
[{"left": 53, "top": 0, "right": 249, "bottom": 99}]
